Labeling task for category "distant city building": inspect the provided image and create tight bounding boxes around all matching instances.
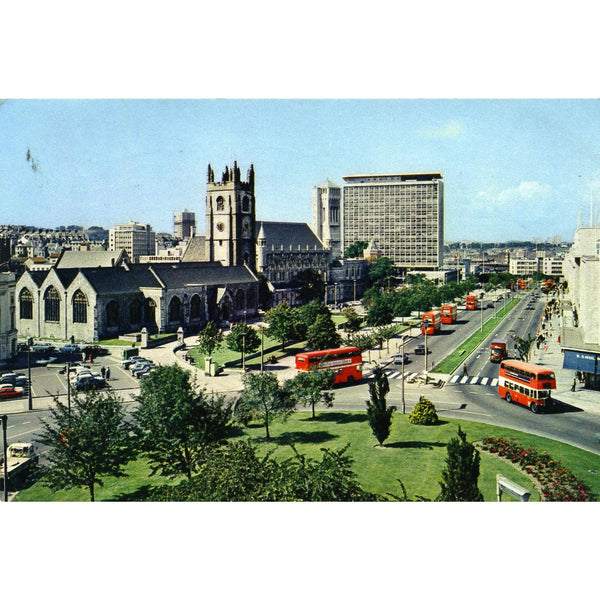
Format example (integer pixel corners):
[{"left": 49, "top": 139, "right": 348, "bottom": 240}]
[
  {"left": 312, "top": 180, "right": 341, "bottom": 259},
  {"left": 561, "top": 226, "right": 600, "bottom": 389},
  {"left": 174, "top": 210, "right": 196, "bottom": 239},
  {"left": 509, "top": 255, "right": 563, "bottom": 277},
  {"left": 108, "top": 222, "right": 156, "bottom": 263},
  {"left": 342, "top": 173, "right": 444, "bottom": 271}
]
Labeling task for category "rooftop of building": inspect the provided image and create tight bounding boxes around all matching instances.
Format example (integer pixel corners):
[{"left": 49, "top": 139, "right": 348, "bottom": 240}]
[{"left": 342, "top": 173, "right": 443, "bottom": 182}]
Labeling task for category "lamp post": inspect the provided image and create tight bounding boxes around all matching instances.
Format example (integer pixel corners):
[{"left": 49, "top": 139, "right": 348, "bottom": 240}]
[
  {"left": 480, "top": 292, "right": 484, "bottom": 332},
  {"left": 423, "top": 318, "right": 429, "bottom": 383},
  {"left": 260, "top": 325, "right": 264, "bottom": 373},
  {"left": 2, "top": 414, "right": 8, "bottom": 502},
  {"left": 27, "top": 337, "right": 33, "bottom": 411},
  {"left": 401, "top": 335, "right": 407, "bottom": 414},
  {"left": 241, "top": 332, "right": 246, "bottom": 372}
]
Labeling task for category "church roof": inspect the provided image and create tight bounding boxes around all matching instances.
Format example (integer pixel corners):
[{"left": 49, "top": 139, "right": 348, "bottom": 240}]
[
  {"left": 149, "top": 262, "right": 257, "bottom": 287},
  {"left": 55, "top": 249, "right": 128, "bottom": 269},
  {"left": 82, "top": 265, "right": 160, "bottom": 294},
  {"left": 180, "top": 236, "right": 207, "bottom": 262},
  {"left": 255, "top": 221, "right": 325, "bottom": 251}
]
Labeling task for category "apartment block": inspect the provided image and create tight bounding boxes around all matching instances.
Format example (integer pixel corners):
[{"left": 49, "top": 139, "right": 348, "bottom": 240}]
[
  {"left": 108, "top": 222, "right": 156, "bottom": 263},
  {"left": 342, "top": 173, "right": 443, "bottom": 270}
]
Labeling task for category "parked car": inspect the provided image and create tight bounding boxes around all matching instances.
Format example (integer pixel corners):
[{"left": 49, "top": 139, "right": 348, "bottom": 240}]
[
  {"left": 392, "top": 353, "right": 410, "bottom": 365},
  {"left": 0, "top": 383, "right": 24, "bottom": 399},
  {"left": 73, "top": 375, "right": 106, "bottom": 391},
  {"left": 32, "top": 342, "right": 55, "bottom": 353},
  {"left": 133, "top": 363, "right": 157, "bottom": 378},
  {"left": 60, "top": 344, "right": 81, "bottom": 353},
  {"left": 82, "top": 345, "right": 109, "bottom": 358},
  {"left": 130, "top": 361, "right": 155, "bottom": 376},
  {"left": 121, "top": 356, "right": 146, "bottom": 369}
]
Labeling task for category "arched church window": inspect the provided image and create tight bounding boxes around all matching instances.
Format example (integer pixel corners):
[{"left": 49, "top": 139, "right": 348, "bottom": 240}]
[
  {"left": 242, "top": 195, "right": 250, "bottom": 212},
  {"left": 130, "top": 299, "right": 142, "bottom": 325},
  {"left": 106, "top": 301, "right": 119, "bottom": 328},
  {"left": 44, "top": 286, "right": 60, "bottom": 322},
  {"left": 190, "top": 294, "right": 203, "bottom": 320},
  {"left": 72, "top": 289, "right": 88, "bottom": 324},
  {"left": 169, "top": 296, "right": 182, "bottom": 322},
  {"left": 19, "top": 288, "right": 33, "bottom": 320},
  {"left": 216, "top": 196, "right": 225, "bottom": 211}
]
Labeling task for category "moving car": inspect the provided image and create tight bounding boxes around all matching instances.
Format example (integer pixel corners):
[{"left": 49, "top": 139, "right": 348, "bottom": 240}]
[
  {"left": 392, "top": 353, "right": 410, "bottom": 364},
  {"left": 414, "top": 344, "right": 429, "bottom": 355},
  {"left": 35, "top": 356, "right": 58, "bottom": 366},
  {"left": 0, "top": 383, "right": 24, "bottom": 399}
]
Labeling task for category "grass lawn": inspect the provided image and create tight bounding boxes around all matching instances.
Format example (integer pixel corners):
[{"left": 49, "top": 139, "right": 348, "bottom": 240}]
[{"left": 15, "top": 411, "right": 599, "bottom": 501}]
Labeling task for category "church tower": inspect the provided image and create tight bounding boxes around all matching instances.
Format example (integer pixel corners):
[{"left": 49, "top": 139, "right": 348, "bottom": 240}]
[{"left": 205, "top": 162, "right": 257, "bottom": 271}]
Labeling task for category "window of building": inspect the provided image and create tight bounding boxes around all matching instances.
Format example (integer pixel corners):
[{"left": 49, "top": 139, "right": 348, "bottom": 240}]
[
  {"left": 242, "top": 195, "right": 250, "bottom": 212},
  {"left": 234, "top": 289, "right": 245, "bottom": 311},
  {"left": 44, "top": 286, "right": 60, "bottom": 322},
  {"left": 72, "top": 289, "right": 88, "bottom": 324},
  {"left": 19, "top": 288, "right": 33, "bottom": 320},
  {"left": 106, "top": 301, "right": 119, "bottom": 328},
  {"left": 216, "top": 196, "right": 225, "bottom": 211},
  {"left": 169, "top": 296, "right": 182, "bottom": 322},
  {"left": 130, "top": 299, "right": 142, "bottom": 325},
  {"left": 190, "top": 294, "right": 203, "bottom": 320}
]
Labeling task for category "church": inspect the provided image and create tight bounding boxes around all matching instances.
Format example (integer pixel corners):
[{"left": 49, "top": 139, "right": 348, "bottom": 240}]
[{"left": 15, "top": 162, "right": 261, "bottom": 343}]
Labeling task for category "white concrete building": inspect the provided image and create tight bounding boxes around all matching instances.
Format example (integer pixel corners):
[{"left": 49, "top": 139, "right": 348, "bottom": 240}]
[
  {"left": 109, "top": 222, "right": 156, "bottom": 263},
  {"left": 561, "top": 227, "right": 600, "bottom": 390}
]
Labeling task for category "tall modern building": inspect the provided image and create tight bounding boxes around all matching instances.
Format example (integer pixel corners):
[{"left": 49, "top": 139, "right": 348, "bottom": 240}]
[
  {"left": 312, "top": 179, "right": 341, "bottom": 259},
  {"left": 174, "top": 210, "right": 196, "bottom": 239},
  {"left": 342, "top": 173, "right": 444, "bottom": 271},
  {"left": 108, "top": 222, "right": 156, "bottom": 263}
]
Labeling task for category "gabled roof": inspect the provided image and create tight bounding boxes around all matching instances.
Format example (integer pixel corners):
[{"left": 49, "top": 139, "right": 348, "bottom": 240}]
[
  {"left": 181, "top": 236, "right": 207, "bottom": 262},
  {"left": 149, "top": 262, "right": 257, "bottom": 287},
  {"left": 54, "top": 249, "right": 128, "bottom": 269},
  {"left": 82, "top": 265, "right": 161, "bottom": 294},
  {"left": 255, "top": 221, "right": 325, "bottom": 251}
]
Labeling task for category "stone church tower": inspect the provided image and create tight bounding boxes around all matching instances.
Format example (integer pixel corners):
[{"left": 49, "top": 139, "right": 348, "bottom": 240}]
[{"left": 205, "top": 162, "right": 257, "bottom": 272}]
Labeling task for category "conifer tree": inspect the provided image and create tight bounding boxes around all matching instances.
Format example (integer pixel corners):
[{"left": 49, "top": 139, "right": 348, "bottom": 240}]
[{"left": 366, "top": 366, "right": 395, "bottom": 446}]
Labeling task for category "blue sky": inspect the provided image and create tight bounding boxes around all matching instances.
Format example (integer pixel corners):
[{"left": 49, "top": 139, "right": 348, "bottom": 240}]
[{"left": 2, "top": 98, "right": 599, "bottom": 243}]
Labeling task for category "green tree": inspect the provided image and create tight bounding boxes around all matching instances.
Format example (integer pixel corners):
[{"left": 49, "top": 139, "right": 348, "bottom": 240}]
[
  {"left": 264, "top": 302, "right": 303, "bottom": 350},
  {"left": 292, "top": 269, "right": 325, "bottom": 303},
  {"left": 284, "top": 368, "right": 335, "bottom": 419},
  {"left": 341, "top": 306, "right": 363, "bottom": 333},
  {"left": 344, "top": 240, "right": 369, "bottom": 259},
  {"left": 235, "top": 372, "right": 296, "bottom": 439},
  {"left": 196, "top": 320, "right": 223, "bottom": 357},
  {"left": 134, "top": 365, "right": 232, "bottom": 479},
  {"left": 365, "top": 366, "right": 395, "bottom": 446},
  {"left": 306, "top": 312, "right": 342, "bottom": 350},
  {"left": 148, "top": 441, "right": 380, "bottom": 501},
  {"left": 226, "top": 322, "right": 261, "bottom": 363},
  {"left": 298, "top": 299, "right": 330, "bottom": 329},
  {"left": 512, "top": 333, "right": 536, "bottom": 361},
  {"left": 438, "top": 426, "right": 483, "bottom": 502},
  {"left": 36, "top": 390, "right": 135, "bottom": 501},
  {"left": 366, "top": 293, "right": 395, "bottom": 326},
  {"left": 369, "top": 256, "right": 396, "bottom": 289}
]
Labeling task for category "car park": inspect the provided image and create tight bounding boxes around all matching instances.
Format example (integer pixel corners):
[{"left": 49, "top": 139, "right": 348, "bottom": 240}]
[
  {"left": 82, "top": 345, "right": 109, "bottom": 358},
  {"left": 130, "top": 361, "right": 155, "bottom": 376},
  {"left": 392, "top": 353, "right": 410, "bottom": 364},
  {"left": 0, "top": 383, "right": 24, "bottom": 399},
  {"left": 73, "top": 374, "right": 106, "bottom": 391}
]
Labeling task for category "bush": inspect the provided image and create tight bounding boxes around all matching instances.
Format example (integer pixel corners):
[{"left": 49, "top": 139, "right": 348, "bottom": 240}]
[{"left": 408, "top": 396, "right": 438, "bottom": 425}]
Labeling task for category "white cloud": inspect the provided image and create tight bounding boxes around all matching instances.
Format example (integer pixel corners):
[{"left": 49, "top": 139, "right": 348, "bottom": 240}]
[
  {"left": 417, "top": 119, "right": 464, "bottom": 139},
  {"left": 497, "top": 181, "right": 552, "bottom": 204}
]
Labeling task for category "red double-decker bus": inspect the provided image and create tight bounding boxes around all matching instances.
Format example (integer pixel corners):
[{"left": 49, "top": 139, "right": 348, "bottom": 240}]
[
  {"left": 441, "top": 303, "right": 458, "bottom": 324},
  {"left": 498, "top": 359, "right": 556, "bottom": 413},
  {"left": 421, "top": 310, "right": 441, "bottom": 335},
  {"left": 295, "top": 346, "right": 363, "bottom": 385},
  {"left": 465, "top": 294, "right": 478, "bottom": 310}
]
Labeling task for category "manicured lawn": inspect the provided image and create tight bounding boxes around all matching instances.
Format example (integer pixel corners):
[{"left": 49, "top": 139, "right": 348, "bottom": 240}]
[{"left": 15, "top": 411, "right": 599, "bottom": 501}]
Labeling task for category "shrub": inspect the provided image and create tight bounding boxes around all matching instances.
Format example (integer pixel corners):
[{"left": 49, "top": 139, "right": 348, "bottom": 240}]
[{"left": 408, "top": 396, "right": 438, "bottom": 425}]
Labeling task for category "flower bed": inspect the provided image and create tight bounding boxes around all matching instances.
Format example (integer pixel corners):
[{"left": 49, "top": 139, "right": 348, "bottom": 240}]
[{"left": 479, "top": 436, "right": 593, "bottom": 502}]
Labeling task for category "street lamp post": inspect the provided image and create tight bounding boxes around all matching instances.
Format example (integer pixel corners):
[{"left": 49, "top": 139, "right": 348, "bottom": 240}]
[
  {"left": 480, "top": 292, "right": 484, "bottom": 332},
  {"left": 401, "top": 335, "right": 406, "bottom": 414},
  {"left": 260, "top": 325, "right": 264, "bottom": 373},
  {"left": 2, "top": 414, "right": 8, "bottom": 502},
  {"left": 27, "top": 338, "right": 33, "bottom": 411},
  {"left": 241, "top": 332, "right": 246, "bottom": 372},
  {"left": 423, "top": 318, "right": 429, "bottom": 383}
]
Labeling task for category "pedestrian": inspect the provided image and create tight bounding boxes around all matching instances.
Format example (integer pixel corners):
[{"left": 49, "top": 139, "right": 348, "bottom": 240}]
[
  {"left": 571, "top": 377, "right": 577, "bottom": 392},
  {"left": 101, "top": 366, "right": 106, "bottom": 379},
  {"left": 463, "top": 364, "right": 468, "bottom": 376},
  {"left": 106, "top": 367, "right": 111, "bottom": 381}
]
